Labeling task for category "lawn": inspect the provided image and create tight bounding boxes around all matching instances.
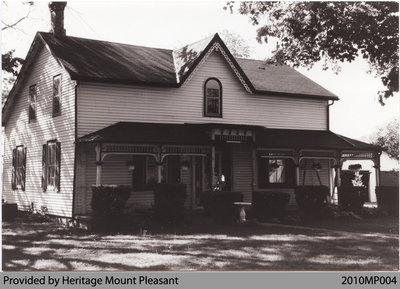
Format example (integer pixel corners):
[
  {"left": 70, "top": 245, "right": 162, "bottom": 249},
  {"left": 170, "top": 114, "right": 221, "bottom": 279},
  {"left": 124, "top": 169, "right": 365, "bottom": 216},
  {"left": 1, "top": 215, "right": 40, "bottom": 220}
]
[{"left": 2, "top": 214, "right": 398, "bottom": 271}]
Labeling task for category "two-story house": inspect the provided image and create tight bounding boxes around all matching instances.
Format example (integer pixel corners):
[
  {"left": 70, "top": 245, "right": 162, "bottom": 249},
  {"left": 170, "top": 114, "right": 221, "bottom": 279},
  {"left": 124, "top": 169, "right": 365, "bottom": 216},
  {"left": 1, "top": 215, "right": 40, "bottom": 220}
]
[{"left": 2, "top": 2, "right": 381, "bottom": 218}]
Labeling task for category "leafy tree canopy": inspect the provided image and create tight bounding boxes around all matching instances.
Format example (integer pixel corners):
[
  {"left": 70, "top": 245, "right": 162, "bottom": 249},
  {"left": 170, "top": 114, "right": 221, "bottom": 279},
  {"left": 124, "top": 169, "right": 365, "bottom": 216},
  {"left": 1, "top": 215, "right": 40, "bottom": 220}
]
[
  {"left": 220, "top": 29, "right": 252, "bottom": 58},
  {"left": 2, "top": 1, "right": 34, "bottom": 105},
  {"left": 370, "top": 119, "right": 399, "bottom": 160},
  {"left": 225, "top": 1, "right": 399, "bottom": 104}
]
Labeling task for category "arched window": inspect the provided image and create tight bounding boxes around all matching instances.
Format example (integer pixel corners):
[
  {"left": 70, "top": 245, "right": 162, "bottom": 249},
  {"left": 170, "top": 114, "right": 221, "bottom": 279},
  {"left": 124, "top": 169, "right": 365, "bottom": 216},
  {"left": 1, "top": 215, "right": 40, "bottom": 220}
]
[{"left": 204, "top": 78, "right": 222, "bottom": 117}]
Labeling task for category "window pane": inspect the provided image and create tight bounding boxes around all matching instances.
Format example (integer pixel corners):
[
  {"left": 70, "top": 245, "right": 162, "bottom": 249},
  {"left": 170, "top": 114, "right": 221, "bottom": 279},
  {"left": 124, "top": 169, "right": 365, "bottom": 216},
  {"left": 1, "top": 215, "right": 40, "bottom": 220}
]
[
  {"left": 207, "top": 88, "right": 219, "bottom": 98},
  {"left": 207, "top": 97, "right": 220, "bottom": 114},
  {"left": 29, "top": 85, "right": 37, "bottom": 121},
  {"left": 205, "top": 79, "right": 221, "bottom": 117},
  {"left": 53, "top": 75, "right": 61, "bottom": 115},
  {"left": 206, "top": 79, "right": 220, "bottom": 89},
  {"left": 29, "top": 86, "right": 36, "bottom": 102},
  {"left": 268, "top": 160, "right": 286, "bottom": 183},
  {"left": 17, "top": 147, "right": 24, "bottom": 167},
  {"left": 48, "top": 167, "right": 55, "bottom": 186},
  {"left": 53, "top": 77, "right": 61, "bottom": 97},
  {"left": 48, "top": 144, "right": 56, "bottom": 165}
]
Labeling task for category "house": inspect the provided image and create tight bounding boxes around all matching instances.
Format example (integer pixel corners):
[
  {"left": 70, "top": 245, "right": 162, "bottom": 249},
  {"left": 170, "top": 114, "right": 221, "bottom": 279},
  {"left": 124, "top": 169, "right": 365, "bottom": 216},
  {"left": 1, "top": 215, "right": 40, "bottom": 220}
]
[{"left": 2, "top": 2, "right": 381, "bottom": 218}]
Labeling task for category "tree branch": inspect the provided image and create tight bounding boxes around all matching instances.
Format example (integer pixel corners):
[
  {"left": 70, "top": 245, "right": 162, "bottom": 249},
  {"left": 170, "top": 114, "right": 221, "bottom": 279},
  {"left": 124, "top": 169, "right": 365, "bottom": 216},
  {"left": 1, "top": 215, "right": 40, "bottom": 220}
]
[{"left": 2, "top": 5, "right": 31, "bottom": 31}]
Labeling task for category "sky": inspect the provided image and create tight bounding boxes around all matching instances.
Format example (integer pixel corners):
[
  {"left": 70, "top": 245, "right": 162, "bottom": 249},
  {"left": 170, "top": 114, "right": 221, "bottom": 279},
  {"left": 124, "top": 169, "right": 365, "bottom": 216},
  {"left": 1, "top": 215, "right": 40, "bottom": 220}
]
[{"left": 1, "top": 1, "right": 399, "bottom": 167}]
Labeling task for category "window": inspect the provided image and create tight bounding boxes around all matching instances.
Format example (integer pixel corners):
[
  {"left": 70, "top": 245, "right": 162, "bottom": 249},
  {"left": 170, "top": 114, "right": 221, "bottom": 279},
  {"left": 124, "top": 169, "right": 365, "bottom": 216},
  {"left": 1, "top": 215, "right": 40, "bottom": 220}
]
[
  {"left": 12, "top": 146, "right": 27, "bottom": 190},
  {"left": 204, "top": 78, "right": 222, "bottom": 117},
  {"left": 131, "top": 156, "right": 146, "bottom": 191},
  {"left": 53, "top": 75, "right": 62, "bottom": 117},
  {"left": 42, "top": 141, "right": 61, "bottom": 192},
  {"left": 28, "top": 85, "right": 37, "bottom": 122},
  {"left": 258, "top": 158, "right": 295, "bottom": 188}
]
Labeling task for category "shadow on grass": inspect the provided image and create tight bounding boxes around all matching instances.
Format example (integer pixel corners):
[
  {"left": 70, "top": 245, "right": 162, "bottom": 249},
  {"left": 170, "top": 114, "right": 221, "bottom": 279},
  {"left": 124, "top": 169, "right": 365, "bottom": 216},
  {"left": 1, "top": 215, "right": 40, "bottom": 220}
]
[{"left": 2, "top": 216, "right": 399, "bottom": 271}]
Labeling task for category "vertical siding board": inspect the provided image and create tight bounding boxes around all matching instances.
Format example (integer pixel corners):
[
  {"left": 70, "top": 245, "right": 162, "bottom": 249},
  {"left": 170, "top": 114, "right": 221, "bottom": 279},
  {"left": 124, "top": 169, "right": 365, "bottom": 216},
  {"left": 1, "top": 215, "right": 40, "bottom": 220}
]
[
  {"left": 77, "top": 51, "right": 328, "bottom": 137},
  {"left": 2, "top": 46, "right": 75, "bottom": 217}
]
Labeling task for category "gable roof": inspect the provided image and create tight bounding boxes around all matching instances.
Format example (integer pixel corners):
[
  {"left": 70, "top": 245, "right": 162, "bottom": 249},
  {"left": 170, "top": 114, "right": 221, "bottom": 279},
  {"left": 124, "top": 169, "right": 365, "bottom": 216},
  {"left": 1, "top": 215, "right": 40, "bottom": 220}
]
[
  {"left": 236, "top": 59, "right": 337, "bottom": 99},
  {"left": 38, "top": 32, "right": 177, "bottom": 86},
  {"left": 3, "top": 31, "right": 339, "bottom": 124}
]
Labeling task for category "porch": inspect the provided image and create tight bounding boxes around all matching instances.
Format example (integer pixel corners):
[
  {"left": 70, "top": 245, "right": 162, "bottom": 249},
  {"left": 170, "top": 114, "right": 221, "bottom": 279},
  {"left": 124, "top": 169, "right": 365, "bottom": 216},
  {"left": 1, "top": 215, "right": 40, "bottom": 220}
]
[{"left": 73, "top": 122, "right": 381, "bottom": 216}]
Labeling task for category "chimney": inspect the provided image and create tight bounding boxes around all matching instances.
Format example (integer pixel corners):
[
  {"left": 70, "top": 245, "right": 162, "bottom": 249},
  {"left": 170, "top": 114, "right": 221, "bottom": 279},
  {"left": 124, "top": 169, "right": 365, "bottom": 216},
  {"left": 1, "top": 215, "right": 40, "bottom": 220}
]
[{"left": 49, "top": 2, "right": 67, "bottom": 37}]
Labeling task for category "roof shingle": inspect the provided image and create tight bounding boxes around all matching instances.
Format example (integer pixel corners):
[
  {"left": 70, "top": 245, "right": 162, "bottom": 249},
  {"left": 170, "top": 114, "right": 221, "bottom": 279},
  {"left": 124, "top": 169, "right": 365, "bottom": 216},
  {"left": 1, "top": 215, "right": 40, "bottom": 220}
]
[{"left": 38, "top": 32, "right": 338, "bottom": 99}]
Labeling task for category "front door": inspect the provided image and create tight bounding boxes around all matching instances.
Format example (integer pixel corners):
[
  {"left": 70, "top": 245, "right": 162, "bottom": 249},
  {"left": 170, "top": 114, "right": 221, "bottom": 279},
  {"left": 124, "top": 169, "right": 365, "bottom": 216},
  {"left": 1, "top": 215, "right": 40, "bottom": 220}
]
[{"left": 215, "top": 146, "right": 232, "bottom": 191}]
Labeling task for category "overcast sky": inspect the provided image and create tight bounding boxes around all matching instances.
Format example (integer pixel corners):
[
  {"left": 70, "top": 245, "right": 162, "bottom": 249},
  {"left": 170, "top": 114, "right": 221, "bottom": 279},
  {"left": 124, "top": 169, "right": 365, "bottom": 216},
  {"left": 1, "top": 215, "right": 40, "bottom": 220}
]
[{"left": 2, "top": 1, "right": 399, "bottom": 144}]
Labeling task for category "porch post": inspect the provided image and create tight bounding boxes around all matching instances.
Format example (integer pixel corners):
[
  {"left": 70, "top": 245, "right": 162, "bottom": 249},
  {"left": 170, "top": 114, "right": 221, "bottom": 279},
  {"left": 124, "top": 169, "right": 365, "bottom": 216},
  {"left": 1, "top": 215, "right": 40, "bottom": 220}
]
[
  {"left": 374, "top": 152, "right": 381, "bottom": 187},
  {"left": 252, "top": 147, "right": 257, "bottom": 190},
  {"left": 157, "top": 164, "right": 162, "bottom": 183},
  {"left": 211, "top": 146, "right": 216, "bottom": 186},
  {"left": 295, "top": 165, "right": 300, "bottom": 186},
  {"left": 335, "top": 165, "right": 341, "bottom": 187},
  {"left": 294, "top": 150, "right": 300, "bottom": 186},
  {"left": 95, "top": 143, "right": 102, "bottom": 186}
]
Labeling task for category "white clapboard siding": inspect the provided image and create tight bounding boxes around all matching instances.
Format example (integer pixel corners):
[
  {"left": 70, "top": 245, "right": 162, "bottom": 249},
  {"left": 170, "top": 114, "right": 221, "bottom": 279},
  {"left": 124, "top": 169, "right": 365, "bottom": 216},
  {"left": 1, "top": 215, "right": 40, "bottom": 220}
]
[
  {"left": 2, "top": 46, "right": 76, "bottom": 217},
  {"left": 77, "top": 51, "right": 328, "bottom": 137},
  {"left": 232, "top": 145, "right": 253, "bottom": 202}
]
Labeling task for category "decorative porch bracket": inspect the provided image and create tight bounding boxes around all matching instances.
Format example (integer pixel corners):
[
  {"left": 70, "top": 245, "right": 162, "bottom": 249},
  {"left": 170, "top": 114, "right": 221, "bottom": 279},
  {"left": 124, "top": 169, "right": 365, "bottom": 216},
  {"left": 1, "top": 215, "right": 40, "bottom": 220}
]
[{"left": 94, "top": 143, "right": 212, "bottom": 185}]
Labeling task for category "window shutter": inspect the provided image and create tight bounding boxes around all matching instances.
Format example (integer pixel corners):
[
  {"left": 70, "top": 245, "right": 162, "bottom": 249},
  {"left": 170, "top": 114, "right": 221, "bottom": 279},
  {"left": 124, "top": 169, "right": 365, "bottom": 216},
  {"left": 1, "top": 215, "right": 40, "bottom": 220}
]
[
  {"left": 42, "top": 144, "right": 47, "bottom": 192},
  {"left": 55, "top": 142, "right": 61, "bottom": 192},
  {"left": 11, "top": 148, "right": 17, "bottom": 190},
  {"left": 21, "top": 147, "right": 27, "bottom": 191}
]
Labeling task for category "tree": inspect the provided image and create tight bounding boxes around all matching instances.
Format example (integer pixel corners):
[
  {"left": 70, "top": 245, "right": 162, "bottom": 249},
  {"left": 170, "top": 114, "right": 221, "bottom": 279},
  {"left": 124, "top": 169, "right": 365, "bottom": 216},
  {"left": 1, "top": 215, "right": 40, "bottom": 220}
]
[
  {"left": 225, "top": 1, "right": 399, "bottom": 105},
  {"left": 220, "top": 30, "right": 251, "bottom": 58},
  {"left": 2, "top": 2, "right": 34, "bottom": 104},
  {"left": 370, "top": 119, "right": 399, "bottom": 160}
]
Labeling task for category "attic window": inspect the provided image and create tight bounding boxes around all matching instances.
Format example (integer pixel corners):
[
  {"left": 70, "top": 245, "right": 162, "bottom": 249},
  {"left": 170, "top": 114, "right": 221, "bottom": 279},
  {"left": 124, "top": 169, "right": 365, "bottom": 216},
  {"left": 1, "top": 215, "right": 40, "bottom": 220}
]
[
  {"left": 204, "top": 78, "right": 222, "bottom": 117},
  {"left": 52, "top": 75, "right": 62, "bottom": 117},
  {"left": 28, "top": 85, "right": 37, "bottom": 123}
]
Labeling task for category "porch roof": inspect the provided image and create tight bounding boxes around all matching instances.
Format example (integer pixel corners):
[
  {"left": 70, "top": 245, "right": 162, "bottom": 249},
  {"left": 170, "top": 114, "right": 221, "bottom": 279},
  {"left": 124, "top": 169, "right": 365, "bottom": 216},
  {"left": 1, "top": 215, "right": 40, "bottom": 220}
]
[
  {"left": 76, "top": 122, "right": 212, "bottom": 145},
  {"left": 77, "top": 122, "right": 381, "bottom": 152},
  {"left": 255, "top": 128, "right": 381, "bottom": 151}
]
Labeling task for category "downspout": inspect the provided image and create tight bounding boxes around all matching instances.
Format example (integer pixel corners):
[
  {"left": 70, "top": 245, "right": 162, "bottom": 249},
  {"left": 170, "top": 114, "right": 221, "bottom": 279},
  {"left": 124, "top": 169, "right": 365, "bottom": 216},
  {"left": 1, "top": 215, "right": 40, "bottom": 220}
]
[
  {"left": 327, "top": 100, "right": 335, "bottom": 130},
  {"left": 71, "top": 81, "right": 79, "bottom": 219}
]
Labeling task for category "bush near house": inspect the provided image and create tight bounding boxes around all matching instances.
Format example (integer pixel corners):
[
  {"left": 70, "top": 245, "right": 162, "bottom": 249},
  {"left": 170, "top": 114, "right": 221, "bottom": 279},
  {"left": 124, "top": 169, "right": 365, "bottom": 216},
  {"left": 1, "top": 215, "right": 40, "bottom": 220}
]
[
  {"left": 154, "top": 183, "right": 186, "bottom": 224},
  {"left": 91, "top": 185, "right": 131, "bottom": 231},
  {"left": 294, "top": 186, "right": 330, "bottom": 216},
  {"left": 252, "top": 191, "right": 290, "bottom": 220},
  {"left": 200, "top": 191, "right": 243, "bottom": 221},
  {"left": 376, "top": 186, "right": 399, "bottom": 217},
  {"left": 338, "top": 186, "right": 368, "bottom": 213}
]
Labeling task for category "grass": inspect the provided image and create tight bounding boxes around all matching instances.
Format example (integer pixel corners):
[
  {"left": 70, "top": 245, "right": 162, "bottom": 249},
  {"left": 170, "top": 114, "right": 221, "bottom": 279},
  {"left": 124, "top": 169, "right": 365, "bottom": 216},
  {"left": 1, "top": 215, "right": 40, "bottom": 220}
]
[{"left": 2, "top": 212, "right": 398, "bottom": 271}]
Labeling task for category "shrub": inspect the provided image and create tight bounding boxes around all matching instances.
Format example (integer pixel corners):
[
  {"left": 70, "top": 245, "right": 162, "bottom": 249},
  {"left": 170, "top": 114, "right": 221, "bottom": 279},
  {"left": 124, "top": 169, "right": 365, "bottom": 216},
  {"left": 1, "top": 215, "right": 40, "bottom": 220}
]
[
  {"left": 252, "top": 191, "right": 290, "bottom": 220},
  {"left": 200, "top": 191, "right": 243, "bottom": 221},
  {"left": 91, "top": 185, "right": 131, "bottom": 231},
  {"left": 338, "top": 186, "right": 368, "bottom": 212},
  {"left": 2, "top": 203, "right": 18, "bottom": 221},
  {"left": 294, "top": 186, "right": 329, "bottom": 216},
  {"left": 376, "top": 186, "right": 399, "bottom": 217},
  {"left": 154, "top": 183, "right": 186, "bottom": 224}
]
